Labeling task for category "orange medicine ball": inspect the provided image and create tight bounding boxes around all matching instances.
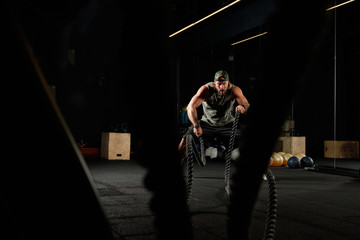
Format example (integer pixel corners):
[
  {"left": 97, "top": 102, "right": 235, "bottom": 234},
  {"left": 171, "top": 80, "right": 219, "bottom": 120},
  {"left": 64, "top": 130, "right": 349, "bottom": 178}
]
[
  {"left": 282, "top": 153, "right": 292, "bottom": 165},
  {"left": 271, "top": 153, "right": 283, "bottom": 167}
]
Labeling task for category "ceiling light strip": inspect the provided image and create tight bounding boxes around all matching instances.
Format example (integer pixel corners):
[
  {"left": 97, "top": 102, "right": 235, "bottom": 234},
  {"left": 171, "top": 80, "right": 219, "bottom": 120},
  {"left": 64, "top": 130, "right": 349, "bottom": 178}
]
[
  {"left": 169, "top": 0, "right": 242, "bottom": 38},
  {"left": 231, "top": 32, "right": 268, "bottom": 46},
  {"left": 326, "top": 0, "right": 355, "bottom": 11}
]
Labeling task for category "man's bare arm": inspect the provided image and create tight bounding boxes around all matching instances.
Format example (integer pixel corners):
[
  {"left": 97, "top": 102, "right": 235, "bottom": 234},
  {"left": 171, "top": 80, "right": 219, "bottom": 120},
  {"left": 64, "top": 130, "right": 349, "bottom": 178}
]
[
  {"left": 187, "top": 85, "right": 208, "bottom": 126},
  {"left": 232, "top": 86, "right": 250, "bottom": 113},
  {"left": 187, "top": 85, "right": 209, "bottom": 136}
]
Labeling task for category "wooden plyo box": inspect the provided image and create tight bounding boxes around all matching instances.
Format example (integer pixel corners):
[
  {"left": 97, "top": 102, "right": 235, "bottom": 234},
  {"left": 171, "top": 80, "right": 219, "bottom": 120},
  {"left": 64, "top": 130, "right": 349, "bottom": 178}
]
[
  {"left": 324, "top": 141, "right": 359, "bottom": 159},
  {"left": 101, "top": 132, "right": 131, "bottom": 160},
  {"left": 274, "top": 136, "right": 306, "bottom": 155}
]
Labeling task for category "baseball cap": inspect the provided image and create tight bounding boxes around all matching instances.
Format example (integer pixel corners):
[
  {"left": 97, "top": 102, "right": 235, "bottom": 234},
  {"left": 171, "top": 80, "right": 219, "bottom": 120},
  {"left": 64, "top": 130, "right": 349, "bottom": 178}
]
[{"left": 214, "top": 70, "right": 229, "bottom": 81}]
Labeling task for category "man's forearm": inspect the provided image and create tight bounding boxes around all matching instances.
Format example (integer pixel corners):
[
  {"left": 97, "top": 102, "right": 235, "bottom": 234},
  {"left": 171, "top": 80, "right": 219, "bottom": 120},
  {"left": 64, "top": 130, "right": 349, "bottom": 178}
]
[{"left": 187, "top": 106, "right": 200, "bottom": 127}]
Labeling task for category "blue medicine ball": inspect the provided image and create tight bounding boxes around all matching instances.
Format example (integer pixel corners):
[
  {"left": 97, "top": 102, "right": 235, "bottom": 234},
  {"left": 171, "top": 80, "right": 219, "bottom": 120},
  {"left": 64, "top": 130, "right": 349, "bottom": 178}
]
[
  {"left": 300, "top": 156, "right": 314, "bottom": 167},
  {"left": 287, "top": 156, "right": 301, "bottom": 168}
]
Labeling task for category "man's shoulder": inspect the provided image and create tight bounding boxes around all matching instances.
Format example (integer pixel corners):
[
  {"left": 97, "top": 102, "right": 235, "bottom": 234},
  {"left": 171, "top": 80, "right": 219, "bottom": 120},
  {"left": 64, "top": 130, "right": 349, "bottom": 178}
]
[
  {"left": 231, "top": 85, "right": 243, "bottom": 96},
  {"left": 195, "top": 84, "right": 211, "bottom": 100},
  {"left": 231, "top": 84, "right": 239, "bottom": 90},
  {"left": 199, "top": 84, "right": 209, "bottom": 90},
  {"left": 203, "top": 82, "right": 215, "bottom": 95}
]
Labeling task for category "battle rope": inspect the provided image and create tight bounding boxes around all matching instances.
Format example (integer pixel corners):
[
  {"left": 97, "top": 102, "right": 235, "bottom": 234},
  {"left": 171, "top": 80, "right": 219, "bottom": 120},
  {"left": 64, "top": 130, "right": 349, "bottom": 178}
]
[
  {"left": 188, "top": 134, "right": 206, "bottom": 167},
  {"left": 184, "top": 134, "right": 206, "bottom": 205},
  {"left": 185, "top": 134, "right": 194, "bottom": 205},
  {"left": 263, "top": 168, "right": 277, "bottom": 240},
  {"left": 184, "top": 111, "right": 278, "bottom": 240},
  {"left": 185, "top": 110, "right": 240, "bottom": 203},
  {"left": 224, "top": 110, "right": 241, "bottom": 195}
]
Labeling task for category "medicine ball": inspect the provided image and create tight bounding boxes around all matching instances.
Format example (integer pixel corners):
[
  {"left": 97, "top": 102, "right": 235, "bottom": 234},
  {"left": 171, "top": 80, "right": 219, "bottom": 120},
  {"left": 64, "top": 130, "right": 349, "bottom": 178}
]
[
  {"left": 300, "top": 156, "right": 314, "bottom": 167},
  {"left": 271, "top": 153, "right": 283, "bottom": 167},
  {"left": 287, "top": 156, "right": 301, "bottom": 168},
  {"left": 282, "top": 153, "right": 292, "bottom": 165},
  {"left": 295, "top": 153, "right": 306, "bottom": 159}
]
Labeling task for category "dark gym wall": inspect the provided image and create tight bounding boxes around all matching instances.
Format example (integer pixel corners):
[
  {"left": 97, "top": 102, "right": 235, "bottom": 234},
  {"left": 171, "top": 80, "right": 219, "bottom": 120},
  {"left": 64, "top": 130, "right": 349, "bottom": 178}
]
[
  {"left": 19, "top": 0, "right": 360, "bottom": 157},
  {"left": 20, "top": 0, "right": 129, "bottom": 147},
  {"left": 294, "top": 6, "right": 360, "bottom": 157},
  {"left": 174, "top": 1, "right": 360, "bottom": 159}
]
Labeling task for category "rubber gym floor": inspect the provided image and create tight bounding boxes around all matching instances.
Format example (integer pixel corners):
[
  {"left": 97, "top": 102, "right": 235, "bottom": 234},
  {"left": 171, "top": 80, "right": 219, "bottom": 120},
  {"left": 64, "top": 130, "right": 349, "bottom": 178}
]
[{"left": 86, "top": 158, "right": 360, "bottom": 240}]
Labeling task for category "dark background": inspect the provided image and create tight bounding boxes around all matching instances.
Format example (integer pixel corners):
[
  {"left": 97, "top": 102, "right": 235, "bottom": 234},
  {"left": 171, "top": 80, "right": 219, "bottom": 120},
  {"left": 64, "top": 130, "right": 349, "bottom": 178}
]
[{"left": 18, "top": 0, "right": 360, "bottom": 158}]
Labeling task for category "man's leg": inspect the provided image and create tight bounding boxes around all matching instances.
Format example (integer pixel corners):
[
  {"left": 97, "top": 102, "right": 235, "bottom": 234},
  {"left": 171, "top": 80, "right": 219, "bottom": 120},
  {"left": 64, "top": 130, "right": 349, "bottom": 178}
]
[
  {"left": 178, "top": 137, "right": 185, "bottom": 152},
  {"left": 178, "top": 137, "right": 186, "bottom": 164}
]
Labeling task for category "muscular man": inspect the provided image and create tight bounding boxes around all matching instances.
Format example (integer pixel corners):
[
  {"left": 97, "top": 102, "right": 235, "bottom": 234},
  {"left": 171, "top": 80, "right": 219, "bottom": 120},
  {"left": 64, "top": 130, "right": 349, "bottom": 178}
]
[{"left": 178, "top": 70, "right": 250, "bottom": 157}]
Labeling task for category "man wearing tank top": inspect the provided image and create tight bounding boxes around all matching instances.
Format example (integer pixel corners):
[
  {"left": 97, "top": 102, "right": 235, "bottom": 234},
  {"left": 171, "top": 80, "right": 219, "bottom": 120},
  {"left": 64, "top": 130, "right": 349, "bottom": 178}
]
[{"left": 178, "top": 70, "right": 250, "bottom": 161}]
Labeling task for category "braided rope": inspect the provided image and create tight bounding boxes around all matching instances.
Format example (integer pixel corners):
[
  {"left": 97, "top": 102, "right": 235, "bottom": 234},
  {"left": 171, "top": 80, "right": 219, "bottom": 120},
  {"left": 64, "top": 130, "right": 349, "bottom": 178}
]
[
  {"left": 184, "top": 115, "right": 278, "bottom": 240},
  {"left": 185, "top": 134, "right": 194, "bottom": 205},
  {"left": 263, "top": 168, "right": 278, "bottom": 240},
  {"left": 185, "top": 110, "right": 240, "bottom": 203},
  {"left": 224, "top": 110, "right": 241, "bottom": 188},
  {"left": 184, "top": 134, "right": 206, "bottom": 205},
  {"left": 198, "top": 137, "right": 206, "bottom": 166},
  {"left": 191, "top": 136, "right": 206, "bottom": 167}
]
